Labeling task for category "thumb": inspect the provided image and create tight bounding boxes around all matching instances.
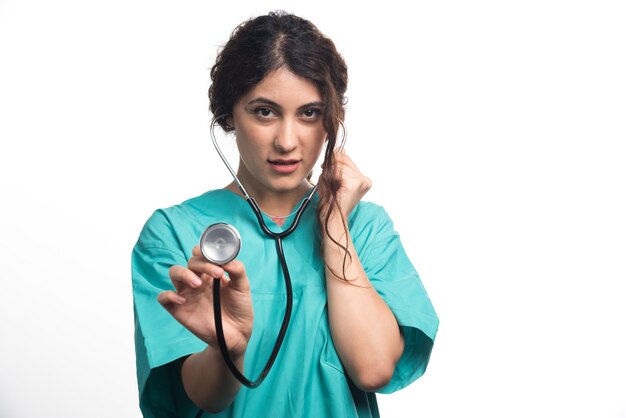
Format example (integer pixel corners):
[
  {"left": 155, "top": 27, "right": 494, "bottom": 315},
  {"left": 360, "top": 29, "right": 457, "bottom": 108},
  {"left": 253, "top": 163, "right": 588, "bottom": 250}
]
[{"left": 221, "top": 260, "right": 250, "bottom": 291}]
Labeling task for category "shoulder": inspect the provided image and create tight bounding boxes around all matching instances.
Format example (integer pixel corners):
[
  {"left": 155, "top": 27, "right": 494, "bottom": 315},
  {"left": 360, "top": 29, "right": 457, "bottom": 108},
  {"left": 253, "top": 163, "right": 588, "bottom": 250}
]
[
  {"left": 350, "top": 200, "right": 389, "bottom": 219},
  {"left": 348, "top": 201, "right": 396, "bottom": 235},
  {"left": 347, "top": 201, "right": 399, "bottom": 253},
  {"left": 165, "top": 189, "right": 235, "bottom": 223},
  {"left": 135, "top": 189, "right": 233, "bottom": 251}
]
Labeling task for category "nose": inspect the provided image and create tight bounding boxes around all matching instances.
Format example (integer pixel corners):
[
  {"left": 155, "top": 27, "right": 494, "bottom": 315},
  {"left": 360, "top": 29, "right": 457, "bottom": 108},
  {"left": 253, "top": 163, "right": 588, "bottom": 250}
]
[{"left": 273, "top": 119, "right": 298, "bottom": 153}]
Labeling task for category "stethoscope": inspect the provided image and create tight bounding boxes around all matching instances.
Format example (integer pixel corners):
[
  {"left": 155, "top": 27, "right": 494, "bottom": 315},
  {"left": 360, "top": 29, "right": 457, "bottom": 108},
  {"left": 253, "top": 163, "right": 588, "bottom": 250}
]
[{"left": 200, "top": 115, "right": 343, "bottom": 389}]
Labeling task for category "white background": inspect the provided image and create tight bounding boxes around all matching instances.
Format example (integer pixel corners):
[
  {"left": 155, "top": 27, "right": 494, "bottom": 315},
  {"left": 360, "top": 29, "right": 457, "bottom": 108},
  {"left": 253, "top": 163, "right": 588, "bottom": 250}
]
[{"left": 1, "top": 1, "right": 625, "bottom": 417}]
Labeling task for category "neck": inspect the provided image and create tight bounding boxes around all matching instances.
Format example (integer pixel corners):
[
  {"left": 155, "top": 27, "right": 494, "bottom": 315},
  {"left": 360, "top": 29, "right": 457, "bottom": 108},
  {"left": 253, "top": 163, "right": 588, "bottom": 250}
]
[{"left": 225, "top": 180, "right": 313, "bottom": 219}]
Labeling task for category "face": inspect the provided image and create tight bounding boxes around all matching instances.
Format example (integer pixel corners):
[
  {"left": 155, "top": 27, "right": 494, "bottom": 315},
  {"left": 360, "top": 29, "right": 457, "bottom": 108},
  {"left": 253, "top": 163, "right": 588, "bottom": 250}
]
[{"left": 231, "top": 67, "right": 327, "bottom": 198}]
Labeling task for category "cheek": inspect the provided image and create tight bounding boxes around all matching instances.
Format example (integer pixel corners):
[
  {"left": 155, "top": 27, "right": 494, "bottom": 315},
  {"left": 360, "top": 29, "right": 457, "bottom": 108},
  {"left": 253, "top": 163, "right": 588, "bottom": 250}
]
[
  {"left": 303, "top": 124, "right": 326, "bottom": 145},
  {"left": 305, "top": 134, "right": 327, "bottom": 164},
  {"left": 243, "top": 123, "right": 268, "bottom": 140},
  {"left": 315, "top": 136, "right": 326, "bottom": 155},
  {"left": 236, "top": 125, "right": 271, "bottom": 153},
  {"left": 313, "top": 129, "right": 328, "bottom": 155}
]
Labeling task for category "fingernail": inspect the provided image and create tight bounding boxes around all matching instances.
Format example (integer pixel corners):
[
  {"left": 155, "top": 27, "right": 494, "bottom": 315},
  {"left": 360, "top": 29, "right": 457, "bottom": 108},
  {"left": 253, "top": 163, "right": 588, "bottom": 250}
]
[{"left": 193, "top": 277, "right": 203, "bottom": 287}]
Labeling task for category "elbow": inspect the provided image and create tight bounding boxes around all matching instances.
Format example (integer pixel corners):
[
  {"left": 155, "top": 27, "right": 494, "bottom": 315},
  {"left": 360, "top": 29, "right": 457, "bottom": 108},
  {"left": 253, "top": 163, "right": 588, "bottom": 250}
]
[
  {"left": 193, "top": 401, "right": 222, "bottom": 415},
  {"left": 185, "top": 386, "right": 234, "bottom": 414},
  {"left": 348, "top": 339, "right": 404, "bottom": 392},
  {"left": 194, "top": 400, "right": 233, "bottom": 415},
  {"left": 351, "top": 363, "right": 395, "bottom": 392}
]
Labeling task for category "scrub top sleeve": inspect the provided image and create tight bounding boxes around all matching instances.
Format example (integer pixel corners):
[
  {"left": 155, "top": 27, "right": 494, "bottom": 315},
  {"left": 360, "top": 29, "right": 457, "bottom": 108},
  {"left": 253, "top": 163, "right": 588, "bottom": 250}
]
[
  {"left": 131, "top": 210, "right": 207, "bottom": 414},
  {"left": 352, "top": 204, "right": 439, "bottom": 394}
]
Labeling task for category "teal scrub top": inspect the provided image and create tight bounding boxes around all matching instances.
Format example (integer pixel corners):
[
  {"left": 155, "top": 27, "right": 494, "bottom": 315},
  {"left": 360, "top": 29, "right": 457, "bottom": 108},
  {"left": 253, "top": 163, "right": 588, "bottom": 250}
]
[{"left": 132, "top": 190, "right": 439, "bottom": 418}]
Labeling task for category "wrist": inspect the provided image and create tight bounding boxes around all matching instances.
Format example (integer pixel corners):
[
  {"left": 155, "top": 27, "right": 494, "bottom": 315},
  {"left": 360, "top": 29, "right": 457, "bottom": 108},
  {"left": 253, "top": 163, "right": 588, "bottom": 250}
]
[
  {"left": 210, "top": 340, "right": 247, "bottom": 361},
  {"left": 321, "top": 208, "right": 347, "bottom": 235}
]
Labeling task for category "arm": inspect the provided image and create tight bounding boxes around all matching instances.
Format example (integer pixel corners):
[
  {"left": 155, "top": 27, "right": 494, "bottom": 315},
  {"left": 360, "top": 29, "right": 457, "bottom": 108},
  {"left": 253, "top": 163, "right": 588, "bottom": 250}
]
[
  {"left": 322, "top": 153, "right": 405, "bottom": 392},
  {"left": 324, "top": 213, "right": 405, "bottom": 392},
  {"left": 158, "top": 246, "right": 253, "bottom": 412},
  {"left": 180, "top": 345, "right": 244, "bottom": 413}
]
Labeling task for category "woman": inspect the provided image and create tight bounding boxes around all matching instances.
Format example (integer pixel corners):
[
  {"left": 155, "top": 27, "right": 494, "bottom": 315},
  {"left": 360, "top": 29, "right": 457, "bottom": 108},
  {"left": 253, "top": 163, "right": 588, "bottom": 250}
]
[{"left": 132, "top": 11, "right": 438, "bottom": 418}]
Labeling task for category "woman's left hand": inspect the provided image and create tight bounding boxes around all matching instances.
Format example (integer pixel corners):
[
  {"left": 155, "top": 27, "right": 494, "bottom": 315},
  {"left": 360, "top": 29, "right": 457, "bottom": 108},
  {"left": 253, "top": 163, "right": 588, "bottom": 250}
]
[{"left": 334, "top": 151, "right": 372, "bottom": 219}]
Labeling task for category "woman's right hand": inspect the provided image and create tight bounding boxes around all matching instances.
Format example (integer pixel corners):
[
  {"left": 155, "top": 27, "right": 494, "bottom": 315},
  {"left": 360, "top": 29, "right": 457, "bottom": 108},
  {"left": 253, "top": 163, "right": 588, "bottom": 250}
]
[{"left": 157, "top": 245, "right": 254, "bottom": 357}]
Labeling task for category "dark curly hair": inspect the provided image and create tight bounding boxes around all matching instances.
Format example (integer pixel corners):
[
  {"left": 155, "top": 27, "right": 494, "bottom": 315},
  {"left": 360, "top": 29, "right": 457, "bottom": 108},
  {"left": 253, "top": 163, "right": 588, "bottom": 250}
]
[{"left": 209, "top": 11, "right": 351, "bottom": 277}]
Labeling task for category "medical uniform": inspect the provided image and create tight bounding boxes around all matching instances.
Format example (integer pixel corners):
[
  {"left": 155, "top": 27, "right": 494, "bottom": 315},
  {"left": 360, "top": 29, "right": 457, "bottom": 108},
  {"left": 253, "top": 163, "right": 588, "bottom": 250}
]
[{"left": 132, "top": 189, "right": 439, "bottom": 418}]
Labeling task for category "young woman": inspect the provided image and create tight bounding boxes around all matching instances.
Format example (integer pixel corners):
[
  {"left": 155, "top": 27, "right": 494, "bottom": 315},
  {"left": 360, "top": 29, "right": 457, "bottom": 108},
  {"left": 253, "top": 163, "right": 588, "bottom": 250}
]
[{"left": 132, "top": 11, "right": 438, "bottom": 418}]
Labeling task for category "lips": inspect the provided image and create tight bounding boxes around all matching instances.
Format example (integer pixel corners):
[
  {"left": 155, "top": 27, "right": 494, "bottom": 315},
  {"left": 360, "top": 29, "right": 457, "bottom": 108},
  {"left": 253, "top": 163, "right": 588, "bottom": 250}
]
[
  {"left": 268, "top": 158, "right": 301, "bottom": 174},
  {"left": 269, "top": 159, "right": 299, "bottom": 165}
]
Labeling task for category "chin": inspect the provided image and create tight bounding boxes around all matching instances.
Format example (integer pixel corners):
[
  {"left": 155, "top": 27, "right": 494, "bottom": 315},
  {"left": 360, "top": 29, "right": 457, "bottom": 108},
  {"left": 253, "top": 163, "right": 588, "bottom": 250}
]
[{"left": 267, "top": 178, "right": 307, "bottom": 193}]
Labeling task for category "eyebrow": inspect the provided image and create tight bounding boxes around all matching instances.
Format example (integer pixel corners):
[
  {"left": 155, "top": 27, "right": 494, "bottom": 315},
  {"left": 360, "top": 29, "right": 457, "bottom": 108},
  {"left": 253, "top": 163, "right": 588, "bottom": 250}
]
[{"left": 247, "top": 97, "right": 325, "bottom": 112}]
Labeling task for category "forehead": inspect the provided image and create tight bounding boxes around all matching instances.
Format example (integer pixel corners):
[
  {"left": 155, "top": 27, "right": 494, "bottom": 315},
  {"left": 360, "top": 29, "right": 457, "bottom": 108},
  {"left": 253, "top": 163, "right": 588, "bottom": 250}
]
[{"left": 241, "top": 67, "right": 322, "bottom": 106}]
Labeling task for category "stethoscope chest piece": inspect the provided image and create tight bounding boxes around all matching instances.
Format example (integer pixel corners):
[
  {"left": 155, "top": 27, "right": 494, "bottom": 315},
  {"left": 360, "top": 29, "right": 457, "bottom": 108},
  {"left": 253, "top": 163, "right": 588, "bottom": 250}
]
[{"left": 200, "top": 223, "right": 241, "bottom": 265}]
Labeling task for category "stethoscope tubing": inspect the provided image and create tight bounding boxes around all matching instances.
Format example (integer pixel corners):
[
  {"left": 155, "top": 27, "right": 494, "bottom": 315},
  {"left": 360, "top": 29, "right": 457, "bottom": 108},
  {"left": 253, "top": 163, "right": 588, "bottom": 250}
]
[
  {"left": 209, "top": 116, "right": 317, "bottom": 388},
  {"left": 212, "top": 233, "right": 293, "bottom": 388}
]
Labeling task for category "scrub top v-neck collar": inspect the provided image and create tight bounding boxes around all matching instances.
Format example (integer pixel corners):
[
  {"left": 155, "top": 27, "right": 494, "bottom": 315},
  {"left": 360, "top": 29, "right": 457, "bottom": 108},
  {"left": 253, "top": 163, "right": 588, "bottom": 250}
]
[{"left": 217, "top": 188, "right": 317, "bottom": 233}]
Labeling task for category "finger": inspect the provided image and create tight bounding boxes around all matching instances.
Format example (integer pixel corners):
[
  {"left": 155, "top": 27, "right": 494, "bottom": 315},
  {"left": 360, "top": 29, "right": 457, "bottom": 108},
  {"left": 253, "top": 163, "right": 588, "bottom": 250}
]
[
  {"left": 169, "top": 265, "right": 204, "bottom": 289},
  {"left": 157, "top": 290, "right": 186, "bottom": 307},
  {"left": 192, "top": 245, "right": 202, "bottom": 257},
  {"left": 336, "top": 152, "right": 370, "bottom": 186},
  {"left": 188, "top": 256, "right": 225, "bottom": 278},
  {"left": 221, "top": 260, "right": 250, "bottom": 291},
  {"left": 218, "top": 274, "right": 231, "bottom": 287},
  {"left": 334, "top": 153, "right": 360, "bottom": 178},
  {"left": 334, "top": 149, "right": 347, "bottom": 162},
  {"left": 336, "top": 152, "right": 359, "bottom": 172}
]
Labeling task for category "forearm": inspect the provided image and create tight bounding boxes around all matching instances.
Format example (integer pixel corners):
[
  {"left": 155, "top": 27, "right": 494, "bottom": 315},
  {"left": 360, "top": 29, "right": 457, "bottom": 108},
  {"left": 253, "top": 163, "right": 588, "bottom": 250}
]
[
  {"left": 323, "top": 213, "right": 404, "bottom": 391},
  {"left": 181, "top": 345, "right": 244, "bottom": 413}
]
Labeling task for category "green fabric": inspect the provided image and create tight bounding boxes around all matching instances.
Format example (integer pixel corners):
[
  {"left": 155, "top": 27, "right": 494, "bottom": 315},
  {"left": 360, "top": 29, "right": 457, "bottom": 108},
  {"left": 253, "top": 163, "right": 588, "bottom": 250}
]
[{"left": 132, "top": 189, "right": 439, "bottom": 417}]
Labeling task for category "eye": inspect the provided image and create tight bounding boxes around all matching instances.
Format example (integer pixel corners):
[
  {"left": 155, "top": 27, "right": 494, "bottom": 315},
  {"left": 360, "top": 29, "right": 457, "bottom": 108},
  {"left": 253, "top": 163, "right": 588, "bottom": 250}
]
[
  {"left": 300, "top": 108, "right": 322, "bottom": 121},
  {"left": 253, "top": 107, "right": 276, "bottom": 119}
]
